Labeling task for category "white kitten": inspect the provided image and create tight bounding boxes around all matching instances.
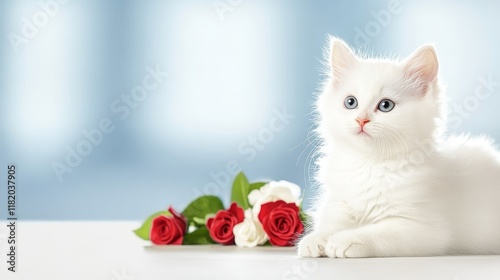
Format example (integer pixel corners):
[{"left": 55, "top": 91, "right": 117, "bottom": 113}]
[{"left": 298, "top": 37, "right": 500, "bottom": 258}]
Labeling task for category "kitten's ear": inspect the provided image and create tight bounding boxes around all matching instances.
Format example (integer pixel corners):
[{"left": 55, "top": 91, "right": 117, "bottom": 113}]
[
  {"left": 403, "top": 45, "right": 439, "bottom": 86},
  {"left": 330, "top": 37, "right": 357, "bottom": 87}
]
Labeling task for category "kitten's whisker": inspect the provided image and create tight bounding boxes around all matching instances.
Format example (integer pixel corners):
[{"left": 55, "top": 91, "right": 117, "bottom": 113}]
[
  {"left": 369, "top": 127, "right": 386, "bottom": 163},
  {"left": 292, "top": 124, "right": 321, "bottom": 164},
  {"left": 386, "top": 127, "right": 410, "bottom": 163},
  {"left": 302, "top": 142, "right": 322, "bottom": 188},
  {"left": 378, "top": 128, "right": 401, "bottom": 162},
  {"left": 376, "top": 124, "right": 409, "bottom": 163},
  {"left": 290, "top": 123, "right": 318, "bottom": 151},
  {"left": 370, "top": 124, "right": 390, "bottom": 162},
  {"left": 295, "top": 138, "right": 321, "bottom": 166}
]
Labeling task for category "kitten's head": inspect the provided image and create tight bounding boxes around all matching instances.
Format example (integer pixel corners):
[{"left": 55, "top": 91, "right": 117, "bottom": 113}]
[{"left": 317, "top": 37, "right": 443, "bottom": 156}]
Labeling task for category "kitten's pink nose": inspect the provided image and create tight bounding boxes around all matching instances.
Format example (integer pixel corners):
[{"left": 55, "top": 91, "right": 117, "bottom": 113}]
[{"left": 356, "top": 118, "right": 370, "bottom": 128}]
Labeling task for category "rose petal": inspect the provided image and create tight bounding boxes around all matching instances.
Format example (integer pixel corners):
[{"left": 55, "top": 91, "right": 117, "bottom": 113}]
[
  {"left": 206, "top": 217, "right": 214, "bottom": 229},
  {"left": 228, "top": 203, "right": 245, "bottom": 223},
  {"left": 207, "top": 205, "right": 245, "bottom": 245},
  {"left": 150, "top": 215, "right": 183, "bottom": 245},
  {"left": 258, "top": 201, "right": 303, "bottom": 246}
]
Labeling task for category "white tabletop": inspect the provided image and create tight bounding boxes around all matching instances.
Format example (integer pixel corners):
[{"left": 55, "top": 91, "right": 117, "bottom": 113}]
[{"left": 1, "top": 222, "right": 499, "bottom": 280}]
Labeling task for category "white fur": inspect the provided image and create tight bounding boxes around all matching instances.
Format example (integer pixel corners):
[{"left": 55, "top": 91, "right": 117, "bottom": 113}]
[{"left": 298, "top": 37, "right": 500, "bottom": 258}]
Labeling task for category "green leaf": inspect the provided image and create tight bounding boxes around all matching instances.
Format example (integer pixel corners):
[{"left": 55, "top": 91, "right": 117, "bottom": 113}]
[
  {"left": 192, "top": 217, "right": 206, "bottom": 226},
  {"left": 249, "top": 182, "right": 266, "bottom": 193},
  {"left": 133, "top": 210, "right": 171, "bottom": 240},
  {"left": 182, "top": 227, "right": 216, "bottom": 245},
  {"left": 299, "top": 211, "right": 312, "bottom": 228},
  {"left": 262, "top": 240, "right": 272, "bottom": 246},
  {"left": 230, "top": 172, "right": 251, "bottom": 209},
  {"left": 182, "top": 195, "right": 225, "bottom": 225}
]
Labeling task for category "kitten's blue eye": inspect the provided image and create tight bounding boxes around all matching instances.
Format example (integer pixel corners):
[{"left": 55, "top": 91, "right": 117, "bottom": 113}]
[
  {"left": 344, "top": 96, "right": 358, "bottom": 109},
  {"left": 378, "top": 99, "right": 395, "bottom": 112}
]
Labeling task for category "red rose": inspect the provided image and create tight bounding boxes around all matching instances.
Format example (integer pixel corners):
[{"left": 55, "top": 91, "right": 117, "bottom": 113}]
[
  {"left": 258, "top": 201, "right": 304, "bottom": 246},
  {"left": 206, "top": 203, "right": 244, "bottom": 245},
  {"left": 150, "top": 206, "right": 187, "bottom": 245}
]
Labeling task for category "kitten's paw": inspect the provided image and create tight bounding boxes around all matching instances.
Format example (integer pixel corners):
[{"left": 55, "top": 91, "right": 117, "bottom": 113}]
[
  {"left": 324, "top": 231, "right": 370, "bottom": 258},
  {"left": 297, "top": 233, "right": 329, "bottom": 257}
]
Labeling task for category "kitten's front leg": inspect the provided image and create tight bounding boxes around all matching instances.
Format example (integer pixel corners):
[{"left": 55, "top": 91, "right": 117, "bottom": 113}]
[
  {"left": 323, "top": 230, "right": 370, "bottom": 258},
  {"left": 298, "top": 223, "right": 347, "bottom": 257},
  {"left": 324, "top": 218, "right": 448, "bottom": 258},
  {"left": 298, "top": 200, "right": 352, "bottom": 257},
  {"left": 297, "top": 230, "right": 333, "bottom": 257}
]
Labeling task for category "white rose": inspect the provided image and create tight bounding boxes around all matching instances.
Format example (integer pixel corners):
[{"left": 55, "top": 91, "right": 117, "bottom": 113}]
[
  {"left": 233, "top": 209, "right": 268, "bottom": 247},
  {"left": 248, "top": 180, "right": 302, "bottom": 216}
]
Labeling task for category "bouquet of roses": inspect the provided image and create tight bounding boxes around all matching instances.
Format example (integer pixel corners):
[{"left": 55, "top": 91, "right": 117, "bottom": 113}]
[{"left": 134, "top": 172, "right": 309, "bottom": 247}]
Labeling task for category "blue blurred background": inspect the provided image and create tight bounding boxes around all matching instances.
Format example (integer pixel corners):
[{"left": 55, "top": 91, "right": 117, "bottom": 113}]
[{"left": 1, "top": 0, "right": 499, "bottom": 220}]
